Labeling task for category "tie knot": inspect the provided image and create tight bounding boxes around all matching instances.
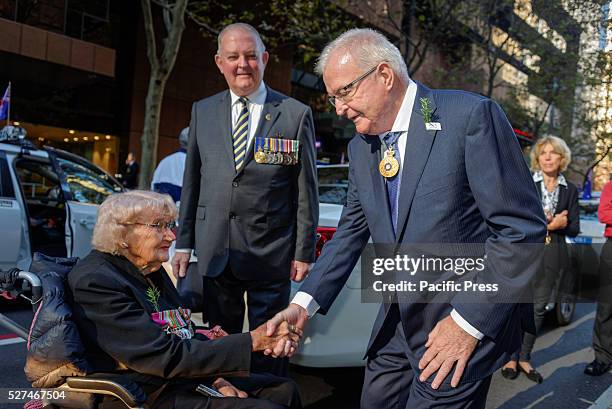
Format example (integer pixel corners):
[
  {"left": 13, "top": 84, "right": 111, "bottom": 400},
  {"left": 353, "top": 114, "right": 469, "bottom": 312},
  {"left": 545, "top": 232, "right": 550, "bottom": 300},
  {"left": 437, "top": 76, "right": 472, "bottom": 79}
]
[
  {"left": 383, "top": 131, "right": 401, "bottom": 147},
  {"left": 238, "top": 97, "right": 248, "bottom": 107}
]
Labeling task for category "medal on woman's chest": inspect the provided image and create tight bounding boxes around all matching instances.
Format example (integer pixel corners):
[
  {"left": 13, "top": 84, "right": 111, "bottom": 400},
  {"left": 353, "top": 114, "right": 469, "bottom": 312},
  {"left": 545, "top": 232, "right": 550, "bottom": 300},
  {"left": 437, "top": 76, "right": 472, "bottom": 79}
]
[{"left": 379, "top": 146, "right": 399, "bottom": 178}]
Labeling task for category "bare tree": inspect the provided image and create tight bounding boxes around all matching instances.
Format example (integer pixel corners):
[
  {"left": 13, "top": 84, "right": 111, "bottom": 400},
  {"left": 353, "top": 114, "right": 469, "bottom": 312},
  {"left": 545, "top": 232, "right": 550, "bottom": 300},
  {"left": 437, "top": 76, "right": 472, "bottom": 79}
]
[{"left": 138, "top": 0, "right": 188, "bottom": 188}]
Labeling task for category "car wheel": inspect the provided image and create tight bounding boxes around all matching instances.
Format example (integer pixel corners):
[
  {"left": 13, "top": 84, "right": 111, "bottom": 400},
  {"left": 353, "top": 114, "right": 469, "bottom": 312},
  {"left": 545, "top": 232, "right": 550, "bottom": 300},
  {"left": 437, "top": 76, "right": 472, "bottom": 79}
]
[{"left": 555, "top": 298, "right": 575, "bottom": 326}]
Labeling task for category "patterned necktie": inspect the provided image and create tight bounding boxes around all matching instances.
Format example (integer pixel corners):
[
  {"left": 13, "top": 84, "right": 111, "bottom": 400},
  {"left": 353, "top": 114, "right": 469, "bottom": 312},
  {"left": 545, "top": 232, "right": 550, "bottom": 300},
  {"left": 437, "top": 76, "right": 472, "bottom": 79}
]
[
  {"left": 382, "top": 132, "right": 402, "bottom": 234},
  {"left": 233, "top": 97, "right": 249, "bottom": 171}
]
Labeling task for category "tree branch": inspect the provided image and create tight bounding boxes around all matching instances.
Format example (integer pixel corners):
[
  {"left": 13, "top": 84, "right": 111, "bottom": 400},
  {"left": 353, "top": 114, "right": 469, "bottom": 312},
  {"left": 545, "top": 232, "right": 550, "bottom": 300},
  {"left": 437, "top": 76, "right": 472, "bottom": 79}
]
[{"left": 141, "top": 0, "right": 159, "bottom": 71}]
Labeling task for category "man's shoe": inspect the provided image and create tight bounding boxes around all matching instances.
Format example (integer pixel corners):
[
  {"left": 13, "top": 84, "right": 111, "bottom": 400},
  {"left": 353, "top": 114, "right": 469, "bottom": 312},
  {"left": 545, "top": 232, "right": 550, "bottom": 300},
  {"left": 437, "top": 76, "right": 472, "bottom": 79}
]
[
  {"left": 584, "top": 360, "right": 611, "bottom": 376},
  {"left": 501, "top": 367, "right": 518, "bottom": 379}
]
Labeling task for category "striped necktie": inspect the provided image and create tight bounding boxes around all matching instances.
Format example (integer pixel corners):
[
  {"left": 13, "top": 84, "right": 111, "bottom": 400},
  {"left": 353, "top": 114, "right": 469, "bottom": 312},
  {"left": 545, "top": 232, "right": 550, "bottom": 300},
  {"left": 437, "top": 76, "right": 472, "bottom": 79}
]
[{"left": 233, "top": 97, "right": 249, "bottom": 171}]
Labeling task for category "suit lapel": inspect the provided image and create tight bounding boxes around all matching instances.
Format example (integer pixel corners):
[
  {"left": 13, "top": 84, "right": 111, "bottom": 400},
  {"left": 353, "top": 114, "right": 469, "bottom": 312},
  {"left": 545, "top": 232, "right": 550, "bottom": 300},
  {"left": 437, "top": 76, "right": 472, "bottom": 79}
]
[
  {"left": 217, "top": 91, "right": 235, "bottom": 170},
  {"left": 396, "top": 84, "right": 439, "bottom": 242},
  {"left": 364, "top": 135, "right": 395, "bottom": 243}
]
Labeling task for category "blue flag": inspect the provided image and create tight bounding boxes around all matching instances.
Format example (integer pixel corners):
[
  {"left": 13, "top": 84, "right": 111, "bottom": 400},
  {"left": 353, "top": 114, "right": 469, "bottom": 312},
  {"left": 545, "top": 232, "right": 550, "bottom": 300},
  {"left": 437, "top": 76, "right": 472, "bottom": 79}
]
[{"left": 0, "top": 83, "right": 9, "bottom": 121}]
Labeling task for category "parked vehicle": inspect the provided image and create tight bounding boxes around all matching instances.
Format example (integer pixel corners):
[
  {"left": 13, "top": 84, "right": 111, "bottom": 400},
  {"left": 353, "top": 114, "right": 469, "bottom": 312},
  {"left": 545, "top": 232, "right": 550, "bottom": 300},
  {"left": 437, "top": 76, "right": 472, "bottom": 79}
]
[{"left": 0, "top": 133, "right": 123, "bottom": 273}]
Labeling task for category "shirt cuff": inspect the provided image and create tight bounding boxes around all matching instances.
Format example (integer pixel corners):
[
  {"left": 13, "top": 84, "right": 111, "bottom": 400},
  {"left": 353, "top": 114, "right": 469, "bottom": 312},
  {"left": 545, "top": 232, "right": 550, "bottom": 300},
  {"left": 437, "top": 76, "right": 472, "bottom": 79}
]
[
  {"left": 450, "top": 309, "right": 484, "bottom": 340},
  {"left": 175, "top": 248, "right": 192, "bottom": 253},
  {"left": 291, "top": 291, "right": 320, "bottom": 317}
]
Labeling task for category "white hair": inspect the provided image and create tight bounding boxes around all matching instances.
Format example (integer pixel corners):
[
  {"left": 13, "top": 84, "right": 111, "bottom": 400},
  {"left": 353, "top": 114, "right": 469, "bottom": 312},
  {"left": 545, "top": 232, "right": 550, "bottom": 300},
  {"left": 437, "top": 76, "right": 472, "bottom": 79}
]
[
  {"left": 178, "top": 127, "right": 189, "bottom": 149},
  {"left": 217, "top": 23, "right": 266, "bottom": 55},
  {"left": 315, "top": 28, "right": 409, "bottom": 84}
]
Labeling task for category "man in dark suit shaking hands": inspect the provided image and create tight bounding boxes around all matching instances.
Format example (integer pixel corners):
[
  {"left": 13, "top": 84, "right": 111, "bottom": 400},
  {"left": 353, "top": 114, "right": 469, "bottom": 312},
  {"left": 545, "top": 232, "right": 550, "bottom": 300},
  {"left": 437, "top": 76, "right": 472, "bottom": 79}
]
[
  {"left": 267, "top": 28, "right": 546, "bottom": 407},
  {"left": 173, "top": 23, "right": 318, "bottom": 375}
]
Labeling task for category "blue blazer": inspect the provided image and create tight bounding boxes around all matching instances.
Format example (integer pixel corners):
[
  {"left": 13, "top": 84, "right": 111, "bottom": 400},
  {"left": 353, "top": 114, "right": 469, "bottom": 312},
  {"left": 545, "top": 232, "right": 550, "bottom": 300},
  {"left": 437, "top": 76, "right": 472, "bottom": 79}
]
[{"left": 300, "top": 82, "right": 547, "bottom": 383}]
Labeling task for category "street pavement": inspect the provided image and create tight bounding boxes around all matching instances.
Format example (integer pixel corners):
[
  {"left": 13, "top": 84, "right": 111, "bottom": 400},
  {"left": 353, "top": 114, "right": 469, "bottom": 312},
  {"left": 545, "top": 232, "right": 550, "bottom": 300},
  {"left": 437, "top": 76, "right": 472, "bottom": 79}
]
[{"left": 0, "top": 302, "right": 610, "bottom": 409}]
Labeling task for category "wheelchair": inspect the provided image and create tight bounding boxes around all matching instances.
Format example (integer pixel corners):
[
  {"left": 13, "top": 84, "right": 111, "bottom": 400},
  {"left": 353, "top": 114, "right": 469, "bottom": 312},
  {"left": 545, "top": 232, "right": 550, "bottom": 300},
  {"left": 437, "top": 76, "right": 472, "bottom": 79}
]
[{"left": 0, "top": 255, "right": 148, "bottom": 409}]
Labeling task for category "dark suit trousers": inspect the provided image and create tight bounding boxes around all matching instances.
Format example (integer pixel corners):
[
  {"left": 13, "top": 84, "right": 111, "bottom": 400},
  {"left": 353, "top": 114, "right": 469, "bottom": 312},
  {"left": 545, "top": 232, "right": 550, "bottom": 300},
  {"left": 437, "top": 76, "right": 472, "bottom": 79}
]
[
  {"left": 203, "top": 264, "right": 291, "bottom": 376},
  {"left": 362, "top": 304, "right": 492, "bottom": 409},
  {"left": 593, "top": 239, "right": 612, "bottom": 364}
]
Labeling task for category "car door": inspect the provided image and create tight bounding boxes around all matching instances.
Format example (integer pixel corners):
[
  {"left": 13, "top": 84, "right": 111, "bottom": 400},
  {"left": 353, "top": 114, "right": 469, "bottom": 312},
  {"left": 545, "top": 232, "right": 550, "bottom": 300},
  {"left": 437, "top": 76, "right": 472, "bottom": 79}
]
[
  {"left": 48, "top": 150, "right": 123, "bottom": 258},
  {"left": 0, "top": 150, "right": 31, "bottom": 270}
]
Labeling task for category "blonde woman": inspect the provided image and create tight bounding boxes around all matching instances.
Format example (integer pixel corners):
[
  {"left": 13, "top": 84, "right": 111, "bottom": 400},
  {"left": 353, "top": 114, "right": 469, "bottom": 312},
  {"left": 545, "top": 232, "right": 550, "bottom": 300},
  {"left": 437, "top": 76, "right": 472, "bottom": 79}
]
[{"left": 502, "top": 136, "right": 579, "bottom": 383}]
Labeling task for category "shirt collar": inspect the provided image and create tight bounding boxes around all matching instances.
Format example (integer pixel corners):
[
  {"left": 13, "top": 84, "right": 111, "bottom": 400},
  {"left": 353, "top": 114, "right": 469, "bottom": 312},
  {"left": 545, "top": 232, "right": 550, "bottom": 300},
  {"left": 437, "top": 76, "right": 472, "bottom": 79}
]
[
  {"left": 378, "top": 79, "right": 417, "bottom": 140},
  {"left": 229, "top": 81, "right": 267, "bottom": 107},
  {"left": 533, "top": 170, "right": 568, "bottom": 187}
]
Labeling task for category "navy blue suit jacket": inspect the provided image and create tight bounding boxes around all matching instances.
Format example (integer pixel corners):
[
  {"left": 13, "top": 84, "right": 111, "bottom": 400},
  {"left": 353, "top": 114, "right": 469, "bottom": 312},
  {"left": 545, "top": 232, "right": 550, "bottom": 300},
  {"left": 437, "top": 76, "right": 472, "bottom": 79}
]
[{"left": 300, "top": 83, "right": 547, "bottom": 383}]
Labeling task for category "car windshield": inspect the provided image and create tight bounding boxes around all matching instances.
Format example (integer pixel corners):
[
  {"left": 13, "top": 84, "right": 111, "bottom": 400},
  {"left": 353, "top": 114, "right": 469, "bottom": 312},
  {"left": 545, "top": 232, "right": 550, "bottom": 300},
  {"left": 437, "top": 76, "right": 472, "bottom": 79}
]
[
  {"left": 57, "top": 157, "right": 123, "bottom": 204},
  {"left": 318, "top": 166, "right": 349, "bottom": 205}
]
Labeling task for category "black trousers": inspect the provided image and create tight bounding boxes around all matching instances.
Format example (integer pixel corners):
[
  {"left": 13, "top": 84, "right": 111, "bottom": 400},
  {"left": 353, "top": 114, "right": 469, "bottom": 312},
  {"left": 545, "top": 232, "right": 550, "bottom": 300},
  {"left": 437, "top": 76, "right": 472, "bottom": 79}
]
[
  {"left": 203, "top": 264, "right": 291, "bottom": 376},
  {"left": 593, "top": 239, "right": 612, "bottom": 364},
  {"left": 362, "top": 304, "right": 492, "bottom": 409},
  {"left": 99, "top": 373, "right": 301, "bottom": 409}
]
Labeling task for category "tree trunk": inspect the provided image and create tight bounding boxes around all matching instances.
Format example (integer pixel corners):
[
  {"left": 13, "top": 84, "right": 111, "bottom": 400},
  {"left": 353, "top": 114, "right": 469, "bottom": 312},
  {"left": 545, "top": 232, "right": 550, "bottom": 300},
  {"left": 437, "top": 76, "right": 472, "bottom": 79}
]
[{"left": 139, "top": 71, "right": 167, "bottom": 188}]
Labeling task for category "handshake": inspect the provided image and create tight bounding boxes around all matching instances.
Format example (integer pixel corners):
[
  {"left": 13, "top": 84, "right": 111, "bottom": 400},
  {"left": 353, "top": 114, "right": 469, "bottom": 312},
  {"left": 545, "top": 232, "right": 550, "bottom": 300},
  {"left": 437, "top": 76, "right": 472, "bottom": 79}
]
[{"left": 249, "top": 304, "right": 310, "bottom": 358}]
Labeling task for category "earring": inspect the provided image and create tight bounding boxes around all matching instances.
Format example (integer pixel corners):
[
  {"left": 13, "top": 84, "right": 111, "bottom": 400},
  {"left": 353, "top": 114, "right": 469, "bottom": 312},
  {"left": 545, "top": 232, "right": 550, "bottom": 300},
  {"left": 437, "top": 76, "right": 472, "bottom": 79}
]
[{"left": 121, "top": 242, "right": 128, "bottom": 248}]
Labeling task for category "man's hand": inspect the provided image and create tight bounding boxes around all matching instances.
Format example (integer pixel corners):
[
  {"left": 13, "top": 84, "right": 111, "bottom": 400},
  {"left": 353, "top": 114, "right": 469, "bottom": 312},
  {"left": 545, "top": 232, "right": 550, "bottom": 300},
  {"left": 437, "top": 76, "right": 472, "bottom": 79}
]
[
  {"left": 418, "top": 315, "right": 478, "bottom": 389},
  {"left": 171, "top": 252, "right": 190, "bottom": 279},
  {"left": 290, "top": 260, "right": 311, "bottom": 282},
  {"left": 264, "top": 303, "right": 309, "bottom": 357},
  {"left": 212, "top": 378, "right": 248, "bottom": 398},
  {"left": 250, "top": 320, "right": 302, "bottom": 355}
]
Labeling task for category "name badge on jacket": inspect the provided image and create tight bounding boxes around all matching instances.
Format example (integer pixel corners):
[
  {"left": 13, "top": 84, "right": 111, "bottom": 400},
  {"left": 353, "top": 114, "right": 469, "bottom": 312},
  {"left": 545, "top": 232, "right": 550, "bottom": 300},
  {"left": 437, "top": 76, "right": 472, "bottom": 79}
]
[{"left": 254, "top": 135, "right": 299, "bottom": 165}]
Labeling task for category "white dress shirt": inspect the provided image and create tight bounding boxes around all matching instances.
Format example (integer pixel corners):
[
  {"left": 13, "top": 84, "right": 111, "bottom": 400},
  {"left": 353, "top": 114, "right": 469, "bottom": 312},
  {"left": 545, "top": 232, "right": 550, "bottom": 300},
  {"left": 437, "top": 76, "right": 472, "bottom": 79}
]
[
  {"left": 292, "top": 80, "right": 484, "bottom": 341},
  {"left": 175, "top": 82, "right": 268, "bottom": 255}
]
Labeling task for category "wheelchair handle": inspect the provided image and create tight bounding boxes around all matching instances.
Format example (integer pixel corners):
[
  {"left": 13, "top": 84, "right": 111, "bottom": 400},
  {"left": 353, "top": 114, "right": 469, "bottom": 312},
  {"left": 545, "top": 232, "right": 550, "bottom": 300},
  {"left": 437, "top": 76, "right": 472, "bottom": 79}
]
[{"left": 0, "top": 269, "right": 43, "bottom": 304}]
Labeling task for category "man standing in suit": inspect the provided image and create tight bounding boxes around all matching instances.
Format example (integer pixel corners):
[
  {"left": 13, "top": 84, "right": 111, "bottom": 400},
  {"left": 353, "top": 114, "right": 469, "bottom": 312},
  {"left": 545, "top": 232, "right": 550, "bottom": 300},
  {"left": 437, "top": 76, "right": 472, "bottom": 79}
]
[
  {"left": 172, "top": 23, "right": 318, "bottom": 375},
  {"left": 267, "top": 29, "right": 546, "bottom": 407}
]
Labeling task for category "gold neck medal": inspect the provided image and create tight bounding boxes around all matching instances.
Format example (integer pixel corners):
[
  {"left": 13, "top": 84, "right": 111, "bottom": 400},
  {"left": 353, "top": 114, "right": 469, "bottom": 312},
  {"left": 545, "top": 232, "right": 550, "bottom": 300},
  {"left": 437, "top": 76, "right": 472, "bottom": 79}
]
[{"left": 379, "top": 146, "right": 399, "bottom": 178}]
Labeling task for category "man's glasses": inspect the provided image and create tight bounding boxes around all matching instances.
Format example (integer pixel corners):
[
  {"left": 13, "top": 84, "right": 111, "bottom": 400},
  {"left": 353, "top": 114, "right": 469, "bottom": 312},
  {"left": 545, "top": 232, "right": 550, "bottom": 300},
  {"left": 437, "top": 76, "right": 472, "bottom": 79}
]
[
  {"left": 122, "top": 221, "right": 177, "bottom": 233},
  {"left": 328, "top": 64, "right": 380, "bottom": 107}
]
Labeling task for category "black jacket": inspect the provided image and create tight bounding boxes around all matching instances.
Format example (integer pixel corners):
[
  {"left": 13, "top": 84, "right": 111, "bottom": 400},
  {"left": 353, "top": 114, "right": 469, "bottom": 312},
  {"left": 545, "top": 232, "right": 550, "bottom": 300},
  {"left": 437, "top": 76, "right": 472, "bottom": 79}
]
[{"left": 67, "top": 250, "right": 252, "bottom": 389}]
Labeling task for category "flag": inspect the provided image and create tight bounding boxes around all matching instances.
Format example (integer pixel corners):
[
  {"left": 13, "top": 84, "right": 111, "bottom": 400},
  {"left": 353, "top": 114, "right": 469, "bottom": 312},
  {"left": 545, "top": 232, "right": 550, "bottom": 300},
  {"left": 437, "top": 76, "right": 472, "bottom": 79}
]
[{"left": 0, "top": 83, "right": 10, "bottom": 121}]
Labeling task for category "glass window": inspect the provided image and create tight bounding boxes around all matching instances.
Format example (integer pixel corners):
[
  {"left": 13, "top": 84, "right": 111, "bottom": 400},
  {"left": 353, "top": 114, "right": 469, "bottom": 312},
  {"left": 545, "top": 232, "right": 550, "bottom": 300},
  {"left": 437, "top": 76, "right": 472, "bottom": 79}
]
[
  {"left": 57, "top": 156, "right": 122, "bottom": 205},
  {"left": 318, "top": 166, "right": 349, "bottom": 205}
]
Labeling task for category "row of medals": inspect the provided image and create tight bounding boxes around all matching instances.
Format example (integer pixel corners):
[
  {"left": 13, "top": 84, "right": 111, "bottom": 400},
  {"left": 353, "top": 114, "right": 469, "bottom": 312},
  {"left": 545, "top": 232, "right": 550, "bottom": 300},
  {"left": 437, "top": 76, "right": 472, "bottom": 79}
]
[{"left": 255, "top": 149, "right": 298, "bottom": 165}]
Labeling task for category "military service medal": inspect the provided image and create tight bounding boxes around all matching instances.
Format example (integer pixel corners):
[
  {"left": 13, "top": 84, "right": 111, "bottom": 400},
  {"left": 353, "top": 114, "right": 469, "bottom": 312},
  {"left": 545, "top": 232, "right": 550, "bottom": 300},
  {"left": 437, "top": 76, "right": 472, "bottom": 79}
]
[{"left": 379, "top": 146, "right": 399, "bottom": 178}]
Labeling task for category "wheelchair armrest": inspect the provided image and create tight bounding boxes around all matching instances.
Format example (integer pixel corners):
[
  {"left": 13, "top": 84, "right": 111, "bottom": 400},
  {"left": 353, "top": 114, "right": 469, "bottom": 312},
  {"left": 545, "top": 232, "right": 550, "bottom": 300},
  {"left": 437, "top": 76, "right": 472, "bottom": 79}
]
[{"left": 64, "top": 374, "right": 148, "bottom": 409}]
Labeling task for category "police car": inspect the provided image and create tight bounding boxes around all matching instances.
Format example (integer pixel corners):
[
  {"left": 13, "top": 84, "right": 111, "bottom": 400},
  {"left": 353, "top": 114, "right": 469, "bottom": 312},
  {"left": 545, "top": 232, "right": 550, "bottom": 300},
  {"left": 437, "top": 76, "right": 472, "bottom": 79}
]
[{"left": 0, "top": 126, "right": 123, "bottom": 273}]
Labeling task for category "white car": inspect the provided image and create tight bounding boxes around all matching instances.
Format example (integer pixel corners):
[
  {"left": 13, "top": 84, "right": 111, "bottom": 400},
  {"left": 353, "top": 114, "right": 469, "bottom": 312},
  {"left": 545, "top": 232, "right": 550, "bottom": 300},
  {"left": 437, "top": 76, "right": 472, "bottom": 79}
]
[
  {"left": 0, "top": 133, "right": 123, "bottom": 272},
  {"left": 290, "top": 164, "right": 377, "bottom": 368}
]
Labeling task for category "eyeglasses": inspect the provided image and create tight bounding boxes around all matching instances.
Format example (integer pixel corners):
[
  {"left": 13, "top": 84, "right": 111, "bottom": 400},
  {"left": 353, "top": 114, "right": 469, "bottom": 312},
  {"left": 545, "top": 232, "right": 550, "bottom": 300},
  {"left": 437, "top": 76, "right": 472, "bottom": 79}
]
[
  {"left": 328, "top": 64, "right": 380, "bottom": 107},
  {"left": 122, "top": 221, "right": 177, "bottom": 233}
]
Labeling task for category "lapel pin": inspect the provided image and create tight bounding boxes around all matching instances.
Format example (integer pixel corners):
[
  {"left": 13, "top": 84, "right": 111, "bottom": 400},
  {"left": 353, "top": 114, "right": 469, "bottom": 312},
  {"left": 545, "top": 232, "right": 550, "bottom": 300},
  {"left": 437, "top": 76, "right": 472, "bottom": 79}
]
[
  {"left": 425, "top": 122, "right": 442, "bottom": 131},
  {"left": 265, "top": 113, "right": 272, "bottom": 121}
]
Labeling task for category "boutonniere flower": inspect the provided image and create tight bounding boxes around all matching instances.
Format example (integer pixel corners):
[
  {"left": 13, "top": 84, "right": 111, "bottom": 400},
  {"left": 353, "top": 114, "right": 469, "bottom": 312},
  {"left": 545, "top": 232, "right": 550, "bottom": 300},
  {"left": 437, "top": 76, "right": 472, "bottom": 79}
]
[
  {"left": 420, "top": 97, "right": 441, "bottom": 131},
  {"left": 146, "top": 286, "right": 161, "bottom": 312}
]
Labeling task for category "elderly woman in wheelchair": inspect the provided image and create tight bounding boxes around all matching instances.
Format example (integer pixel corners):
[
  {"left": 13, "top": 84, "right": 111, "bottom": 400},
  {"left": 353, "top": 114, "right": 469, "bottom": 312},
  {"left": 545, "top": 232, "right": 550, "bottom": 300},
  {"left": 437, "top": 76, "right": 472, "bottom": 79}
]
[{"left": 28, "top": 190, "right": 302, "bottom": 409}]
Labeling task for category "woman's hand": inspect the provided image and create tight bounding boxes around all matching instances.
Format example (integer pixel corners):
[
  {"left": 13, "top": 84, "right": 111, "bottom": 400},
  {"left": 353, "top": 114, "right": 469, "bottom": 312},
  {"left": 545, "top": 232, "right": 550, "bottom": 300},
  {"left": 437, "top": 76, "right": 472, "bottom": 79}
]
[
  {"left": 250, "top": 320, "right": 302, "bottom": 353},
  {"left": 547, "top": 210, "right": 568, "bottom": 231},
  {"left": 212, "top": 378, "right": 248, "bottom": 398}
]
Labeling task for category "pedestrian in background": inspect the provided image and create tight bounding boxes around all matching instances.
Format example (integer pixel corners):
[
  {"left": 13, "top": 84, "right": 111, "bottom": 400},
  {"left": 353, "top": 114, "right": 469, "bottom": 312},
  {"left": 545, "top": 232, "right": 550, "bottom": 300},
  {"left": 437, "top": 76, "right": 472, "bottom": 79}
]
[
  {"left": 151, "top": 127, "right": 189, "bottom": 204},
  {"left": 502, "top": 135, "right": 579, "bottom": 383},
  {"left": 585, "top": 177, "right": 612, "bottom": 376},
  {"left": 123, "top": 152, "right": 139, "bottom": 189}
]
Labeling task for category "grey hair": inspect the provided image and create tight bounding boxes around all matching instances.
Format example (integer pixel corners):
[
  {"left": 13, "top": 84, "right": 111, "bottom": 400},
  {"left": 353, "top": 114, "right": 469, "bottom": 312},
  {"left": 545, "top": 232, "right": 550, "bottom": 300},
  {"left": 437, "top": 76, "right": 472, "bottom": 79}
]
[
  {"left": 315, "top": 28, "right": 409, "bottom": 84},
  {"left": 179, "top": 127, "right": 189, "bottom": 149},
  {"left": 92, "top": 190, "right": 177, "bottom": 255},
  {"left": 217, "top": 23, "right": 266, "bottom": 54}
]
